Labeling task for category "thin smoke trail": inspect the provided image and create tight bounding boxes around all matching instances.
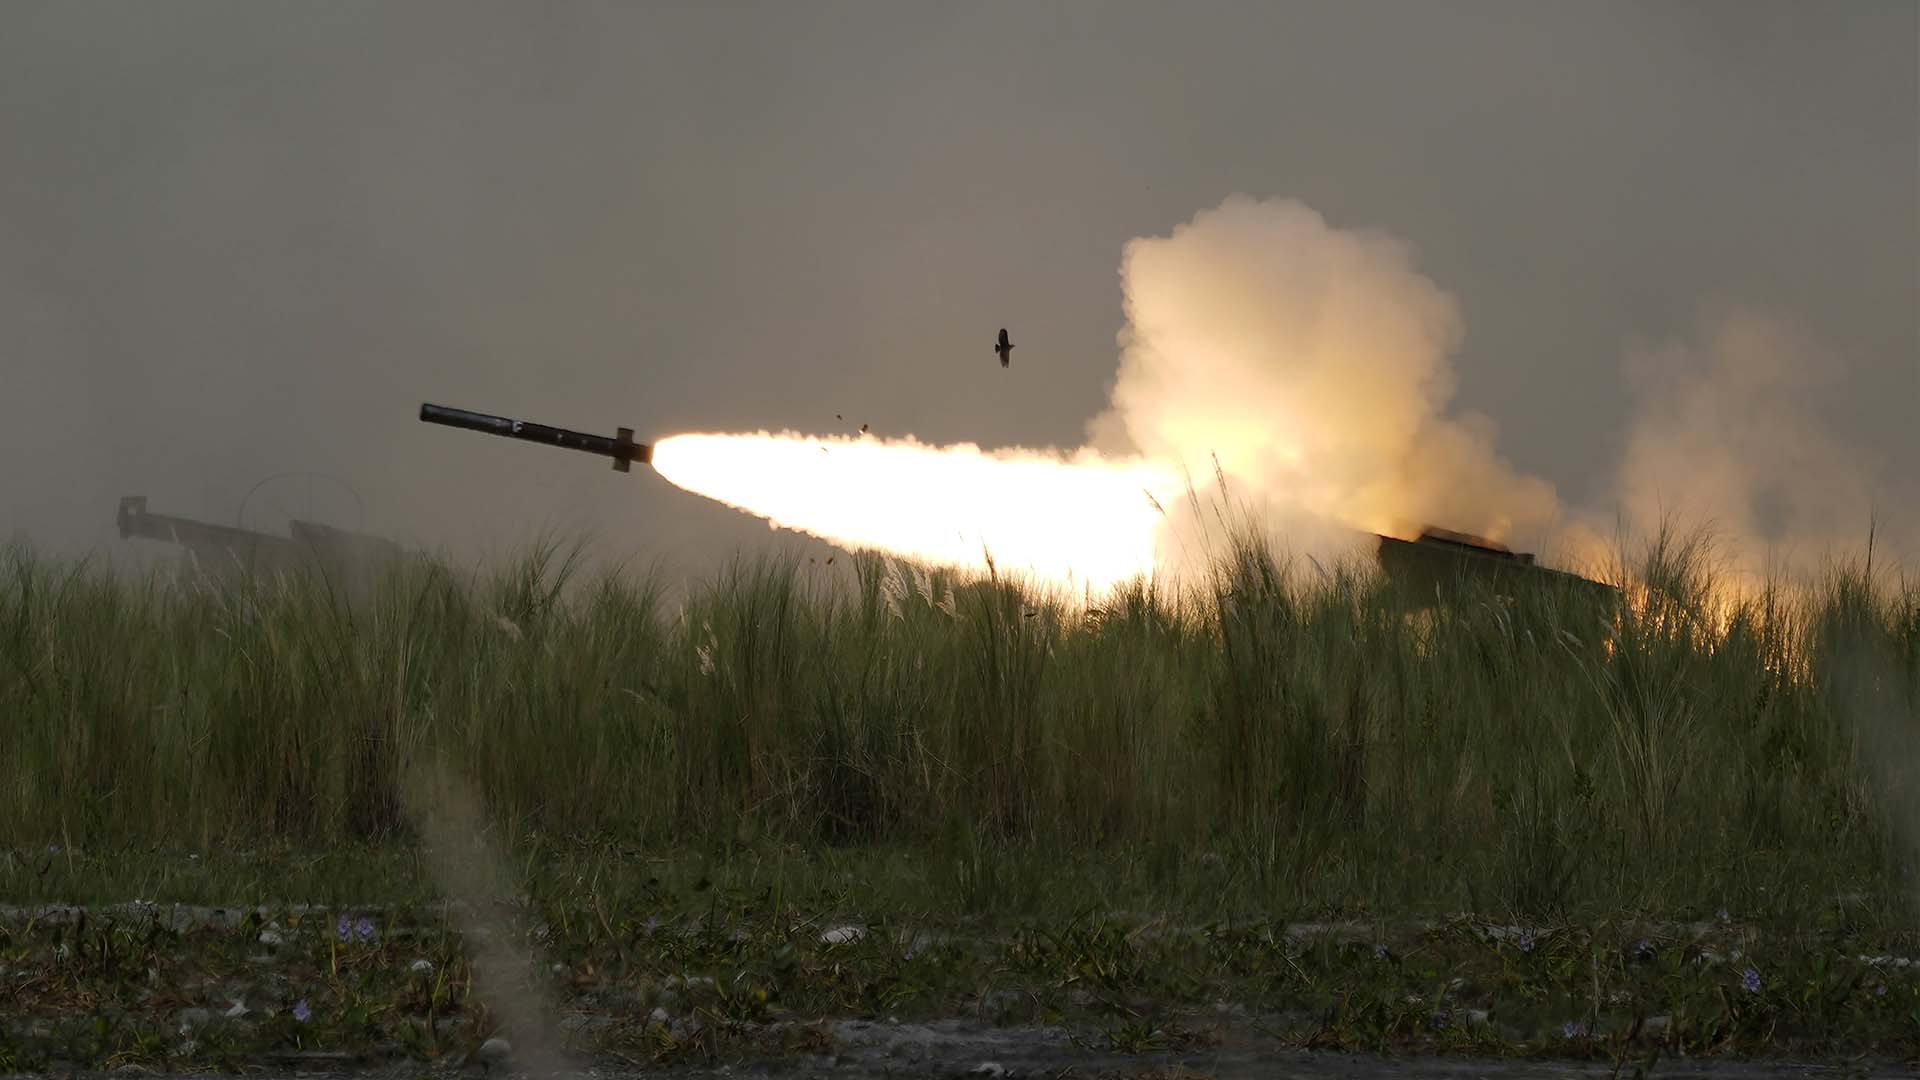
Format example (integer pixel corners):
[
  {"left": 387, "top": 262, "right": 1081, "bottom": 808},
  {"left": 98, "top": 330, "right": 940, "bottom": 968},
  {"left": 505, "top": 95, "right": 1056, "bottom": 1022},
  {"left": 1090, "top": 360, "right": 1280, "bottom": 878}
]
[{"left": 401, "top": 760, "right": 577, "bottom": 1079}]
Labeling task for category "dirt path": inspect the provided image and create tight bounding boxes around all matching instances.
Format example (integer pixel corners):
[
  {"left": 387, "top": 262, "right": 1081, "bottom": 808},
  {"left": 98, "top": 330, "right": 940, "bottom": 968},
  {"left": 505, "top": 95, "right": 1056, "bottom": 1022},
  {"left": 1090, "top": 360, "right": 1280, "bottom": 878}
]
[
  {"left": 14, "top": 1049, "right": 1899, "bottom": 1080},
  {"left": 44, "top": 1017, "right": 1893, "bottom": 1080}
]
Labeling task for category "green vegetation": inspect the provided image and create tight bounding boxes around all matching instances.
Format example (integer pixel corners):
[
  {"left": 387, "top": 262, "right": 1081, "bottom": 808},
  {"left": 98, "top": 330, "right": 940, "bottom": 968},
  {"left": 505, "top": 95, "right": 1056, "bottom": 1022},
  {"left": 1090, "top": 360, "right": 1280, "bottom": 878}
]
[
  {"left": 4, "top": 530, "right": 1916, "bottom": 919},
  {"left": 1, "top": 528, "right": 1917, "bottom": 1066}
]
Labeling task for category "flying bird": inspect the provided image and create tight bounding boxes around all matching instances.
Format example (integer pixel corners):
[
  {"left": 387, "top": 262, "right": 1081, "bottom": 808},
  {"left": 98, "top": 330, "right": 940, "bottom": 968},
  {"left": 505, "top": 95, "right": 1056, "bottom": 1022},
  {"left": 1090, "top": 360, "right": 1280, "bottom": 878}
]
[{"left": 995, "top": 328, "right": 1014, "bottom": 368}]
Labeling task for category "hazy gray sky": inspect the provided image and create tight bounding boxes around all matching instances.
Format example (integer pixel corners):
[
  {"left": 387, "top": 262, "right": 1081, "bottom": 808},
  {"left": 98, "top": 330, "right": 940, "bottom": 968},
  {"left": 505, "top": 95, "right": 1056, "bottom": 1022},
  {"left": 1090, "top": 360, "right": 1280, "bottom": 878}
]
[{"left": 5, "top": 2, "right": 1915, "bottom": 573}]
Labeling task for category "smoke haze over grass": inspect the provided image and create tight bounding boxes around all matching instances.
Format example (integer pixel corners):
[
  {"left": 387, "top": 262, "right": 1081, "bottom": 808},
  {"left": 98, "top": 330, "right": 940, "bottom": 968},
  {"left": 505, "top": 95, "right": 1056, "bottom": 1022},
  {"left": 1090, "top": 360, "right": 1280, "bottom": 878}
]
[{"left": 1615, "top": 311, "right": 1918, "bottom": 574}]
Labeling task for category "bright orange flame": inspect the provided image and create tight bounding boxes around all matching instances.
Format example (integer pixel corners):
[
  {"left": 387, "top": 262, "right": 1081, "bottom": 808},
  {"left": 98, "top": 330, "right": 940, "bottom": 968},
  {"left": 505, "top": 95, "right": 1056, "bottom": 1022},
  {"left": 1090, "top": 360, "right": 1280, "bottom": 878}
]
[{"left": 650, "top": 432, "right": 1182, "bottom": 594}]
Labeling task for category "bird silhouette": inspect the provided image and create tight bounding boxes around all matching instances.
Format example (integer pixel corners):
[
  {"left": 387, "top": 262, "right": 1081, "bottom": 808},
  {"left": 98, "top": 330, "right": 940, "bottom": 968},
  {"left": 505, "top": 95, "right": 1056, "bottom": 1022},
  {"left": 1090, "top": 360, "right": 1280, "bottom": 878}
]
[{"left": 995, "top": 328, "right": 1014, "bottom": 368}]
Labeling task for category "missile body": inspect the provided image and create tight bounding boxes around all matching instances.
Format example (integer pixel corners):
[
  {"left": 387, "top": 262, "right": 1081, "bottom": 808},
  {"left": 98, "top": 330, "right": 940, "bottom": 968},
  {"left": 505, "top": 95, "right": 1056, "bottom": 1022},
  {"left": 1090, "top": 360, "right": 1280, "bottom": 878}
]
[{"left": 419, "top": 403, "right": 652, "bottom": 471}]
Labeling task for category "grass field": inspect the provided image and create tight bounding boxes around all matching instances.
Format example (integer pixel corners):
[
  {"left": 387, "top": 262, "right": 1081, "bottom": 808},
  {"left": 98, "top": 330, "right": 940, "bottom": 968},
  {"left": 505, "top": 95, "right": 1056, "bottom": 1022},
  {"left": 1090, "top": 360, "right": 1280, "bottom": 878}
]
[{"left": 1, "top": 528, "right": 1916, "bottom": 1069}]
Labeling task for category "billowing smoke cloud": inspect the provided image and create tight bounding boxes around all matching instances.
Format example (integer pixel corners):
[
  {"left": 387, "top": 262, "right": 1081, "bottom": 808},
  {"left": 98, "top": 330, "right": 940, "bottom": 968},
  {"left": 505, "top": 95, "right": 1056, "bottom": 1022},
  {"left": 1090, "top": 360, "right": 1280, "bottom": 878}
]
[
  {"left": 1088, "top": 196, "right": 1563, "bottom": 559},
  {"left": 1082, "top": 196, "right": 1909, "bottom": 584},
  {"left": 1613, "top": 310, "right": 1916, "bottom": 575}
]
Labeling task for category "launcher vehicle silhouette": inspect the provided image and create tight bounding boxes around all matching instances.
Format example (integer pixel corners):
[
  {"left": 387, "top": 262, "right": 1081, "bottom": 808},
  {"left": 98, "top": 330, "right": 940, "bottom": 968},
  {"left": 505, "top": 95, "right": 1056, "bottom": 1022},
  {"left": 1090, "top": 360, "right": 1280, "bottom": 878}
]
[
  {"left": 1373, "top": 526, "right": 1612, "bottom": 603},
  {"left": 115, "top": 495, "right": 406, "bottom": 584}
]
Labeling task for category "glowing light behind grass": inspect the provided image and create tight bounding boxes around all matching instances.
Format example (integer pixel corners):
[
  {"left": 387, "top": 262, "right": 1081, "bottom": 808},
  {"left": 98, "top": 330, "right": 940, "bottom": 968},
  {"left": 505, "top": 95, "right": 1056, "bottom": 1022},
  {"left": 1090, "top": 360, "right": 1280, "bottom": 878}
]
[{"left": 649, "top": 431, "right": 1182, "bottom": 594}]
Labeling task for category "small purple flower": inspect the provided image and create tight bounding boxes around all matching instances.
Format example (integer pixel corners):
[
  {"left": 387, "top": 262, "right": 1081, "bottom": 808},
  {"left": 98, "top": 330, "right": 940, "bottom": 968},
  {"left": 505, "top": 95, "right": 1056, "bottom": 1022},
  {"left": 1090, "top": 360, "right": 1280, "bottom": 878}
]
[
  {"left": 1561, "top": 1020, "right": 1585, "bottom": 1039},
  {"left": 643, "top": 915, "right": 660, "bottom": 936},
  {"left": 1874, "top": 984, "right": 1888, "bottom": 997},
  {"left": 1632, "top": 938, "right": 1655, "bottom": 962},
  {"left": 335, "top": 915, "right": 351, "bottom": 942},
  {"left": 1428, "top": 1009, "right": 1450, "bottom": 1030},
  {"left": 1717, "top": 908, "right": 1730, "bottom": 922},
  {"left": 292, "top": 999, "right": 311, "bottom": 1023},
  {"left": 1372, "top": 944, "right": 1391, "bottom": 961},
  {"left": 354, "top": 916, "right": 376, "bottom": 943},
  {"left": 1517, "top": 931, "right": 1536, "bottom": 954},
  {"left": 1741, "top": 967, "right": 1761, "bottom": 993}
]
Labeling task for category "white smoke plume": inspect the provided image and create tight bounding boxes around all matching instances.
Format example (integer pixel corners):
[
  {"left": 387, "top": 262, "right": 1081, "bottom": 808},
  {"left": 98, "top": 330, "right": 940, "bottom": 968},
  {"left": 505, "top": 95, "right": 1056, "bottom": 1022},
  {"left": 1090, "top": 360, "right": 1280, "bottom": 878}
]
[
  {"left": 1088, "top": 196, "right": 1564, "bottom": 561},
  {"left": 1088, "top": 196, "right": 1908, "bottom": 583},
  {"left": 1612, "top": 310, "right": 1916, "bottom": 576}
]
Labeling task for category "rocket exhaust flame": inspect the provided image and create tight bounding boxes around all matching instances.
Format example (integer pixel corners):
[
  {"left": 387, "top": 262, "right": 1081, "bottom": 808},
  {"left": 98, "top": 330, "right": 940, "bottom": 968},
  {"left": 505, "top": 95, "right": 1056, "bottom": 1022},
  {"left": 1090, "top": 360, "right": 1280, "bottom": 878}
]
[
  {"left": 649, "top": 432, "right": 1182, "bottom": 594},
  {"left": 414, "top": 402, "right": 1184, "bottom": 593}
]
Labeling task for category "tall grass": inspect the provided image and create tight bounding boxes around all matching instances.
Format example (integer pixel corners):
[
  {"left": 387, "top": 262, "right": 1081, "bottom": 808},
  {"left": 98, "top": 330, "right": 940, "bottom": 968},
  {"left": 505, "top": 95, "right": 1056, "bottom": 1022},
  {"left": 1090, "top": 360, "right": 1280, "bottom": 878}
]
[{"left": 2, "top": 529, "right": 1914, "bottom": 919}]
